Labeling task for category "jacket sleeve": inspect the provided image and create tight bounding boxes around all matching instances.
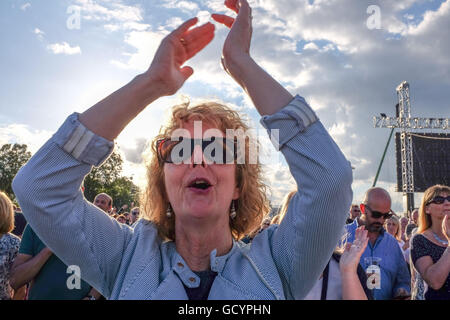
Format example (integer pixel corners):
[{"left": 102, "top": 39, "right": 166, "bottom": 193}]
[
  {"left": 260, "top": 95, "right": 353, "bottom": 299},
  {"left": 12, "top": 113, "right": 134, "bottom": 298}
]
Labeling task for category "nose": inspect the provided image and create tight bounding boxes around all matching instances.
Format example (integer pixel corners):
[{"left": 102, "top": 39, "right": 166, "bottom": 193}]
[{"left": 189, "top": 144, "right": 208, "bottom": 168}]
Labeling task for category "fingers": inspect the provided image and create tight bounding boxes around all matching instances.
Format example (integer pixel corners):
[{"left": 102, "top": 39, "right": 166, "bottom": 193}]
[
  {"left": 225, "top": 0, "right": 239, "bottom": 14},
  {"left": 212, "top": 14, "right": 235, "bottom": 28},
  {"left": 182, "top": 22, "right": 215, "bottom": 60},
  {"left": 180, "top": 66, "right": 194, "bottom": 81},
  {"left": 172, "top": 17, "right": 199, "bottom": 38}
]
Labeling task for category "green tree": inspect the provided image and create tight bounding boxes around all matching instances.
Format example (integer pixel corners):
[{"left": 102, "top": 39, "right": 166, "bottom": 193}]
[
  {"left": 83, "top": 150, "right": 140, "bottom": 209},
  {"left": 0, "top": 144, "right": 32, "bottom": 200}
]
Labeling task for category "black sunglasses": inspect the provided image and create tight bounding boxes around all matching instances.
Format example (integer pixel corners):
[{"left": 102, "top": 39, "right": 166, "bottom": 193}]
[
  {"left": 157, "top": 137, "right": 238, "bottom": 164},
  {"left": 364, "top": 204, "right": 393, "bottom": 219},
  {"left": 427, "top": 195, "right": 450, "bottom": 205}
]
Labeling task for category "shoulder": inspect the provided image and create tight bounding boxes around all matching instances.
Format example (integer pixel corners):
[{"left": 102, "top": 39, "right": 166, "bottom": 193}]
[
  {"left": 0, "top": 233, "right": 20, "bottom": 247},
  {"left": 411, "top": 233, "right": 428, "bottom": 246}
]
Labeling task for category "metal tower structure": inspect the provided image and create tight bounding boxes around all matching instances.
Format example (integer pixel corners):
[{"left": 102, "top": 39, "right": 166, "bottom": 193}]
[{"left": 373, "top": 81, "right": 450, "bottom": 215}]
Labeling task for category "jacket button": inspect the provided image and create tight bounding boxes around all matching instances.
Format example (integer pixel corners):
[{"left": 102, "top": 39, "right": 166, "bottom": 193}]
[
  {"left": 177, "top": 262, "right": 184, "bottom": 268},
  {"left": 189, "top": 277, "right": 196, "bottom": 283}
]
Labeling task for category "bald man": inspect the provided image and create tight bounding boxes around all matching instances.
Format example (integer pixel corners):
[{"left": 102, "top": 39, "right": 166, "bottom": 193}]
[
  {"left": 94, "top": 193, "right": 113, "bottom": 214},
  {"left": 344, "top": 187, "right": 411, "bottom": 300}
]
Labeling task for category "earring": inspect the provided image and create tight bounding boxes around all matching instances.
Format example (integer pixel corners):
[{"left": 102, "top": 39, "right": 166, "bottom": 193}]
[
  {"left": 166, "top": 204, "right": 173, "bottom": 218},
  {"left": 230, "top": 201, "right": 237, "bottom": 219}
]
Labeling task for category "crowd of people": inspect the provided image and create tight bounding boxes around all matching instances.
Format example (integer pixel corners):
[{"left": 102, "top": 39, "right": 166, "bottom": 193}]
[{"left": 0, "top": 0, "right": 448, "bottom": 300}]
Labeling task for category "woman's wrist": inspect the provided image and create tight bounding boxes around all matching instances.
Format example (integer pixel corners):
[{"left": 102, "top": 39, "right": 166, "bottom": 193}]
[
  {"left": 223, "top": 54, "right": 254, "bottom": 84},
  {"left": 133, "top": 73, "right": 168, "bottom": 104}
]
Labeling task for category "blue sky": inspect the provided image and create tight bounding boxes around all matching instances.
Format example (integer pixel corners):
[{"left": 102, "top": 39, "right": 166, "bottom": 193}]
[{"left": 1, "top": 0, "right": 449, "bottom": 213}]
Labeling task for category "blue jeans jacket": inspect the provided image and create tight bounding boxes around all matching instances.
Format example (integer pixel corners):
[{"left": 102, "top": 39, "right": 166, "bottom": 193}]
[{"left": 13, "top": 95, "right": 353, "bottom": 299}]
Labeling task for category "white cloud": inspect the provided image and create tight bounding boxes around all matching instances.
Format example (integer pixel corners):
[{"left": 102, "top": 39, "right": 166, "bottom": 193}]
[
  {"left": 0, "top": 124, "right": 52, "bottom": 154},
  {"left": 21, "top": 3, "right": 31, "bottom": 11},
  {"left": 303, "top": 42, "right": 319, "bottom": 51},
  {"left": 161, "top": 0, "right": 200, "bottom": 12},
  {"left": 47, "top": 42, "right": 82, "bottom": 55},
  {"left": 33, "top": 28, "right": 45, "bottom": 41}
]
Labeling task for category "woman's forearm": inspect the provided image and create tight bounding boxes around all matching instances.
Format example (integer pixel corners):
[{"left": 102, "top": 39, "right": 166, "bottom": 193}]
[
  {"left": 225, "top": 55, "right": 294, "bottom": 116},
  {"left": 422, "top": 247, "right": 450, "bottom": 290},
  {"left": 10, "top": 250, "right": 53, "bottom": 290},
  {"left": 341, "top": 272, "right": 368, "bottom": 300},
  {"left": 79, "top": 74, "right": 165, "bottom": 141}
]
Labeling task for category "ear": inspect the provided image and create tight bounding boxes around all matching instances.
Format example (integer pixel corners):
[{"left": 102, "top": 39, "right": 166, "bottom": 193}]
[{"left": 360, "top": 203, "right": 366, "bottom": 215}]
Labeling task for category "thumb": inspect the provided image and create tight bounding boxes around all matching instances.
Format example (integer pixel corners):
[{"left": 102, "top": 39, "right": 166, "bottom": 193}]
[{"left": 180, "top": 66, "right": 194, "bottom": 80}]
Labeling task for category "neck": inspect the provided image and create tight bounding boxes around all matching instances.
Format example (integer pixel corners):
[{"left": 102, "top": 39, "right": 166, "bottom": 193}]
[
  {"left": 175, "top": 221, "right": 233, "bottom": 272},
  {"left": 430, "top": 223, "right": 446, "bottom": 241},
  {"left": 368, "top": 231, "right": 380, "bottom": 245}
]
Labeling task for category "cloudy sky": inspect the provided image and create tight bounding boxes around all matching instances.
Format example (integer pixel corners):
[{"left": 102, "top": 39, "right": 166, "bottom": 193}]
[{"left": 1, "top": 0, "right": 449, "bottom": 213}]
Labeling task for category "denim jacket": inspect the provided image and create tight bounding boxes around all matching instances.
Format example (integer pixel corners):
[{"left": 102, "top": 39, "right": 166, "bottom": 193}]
[{"left": 13, "top": 95, "right": 353, "bottom": 300}]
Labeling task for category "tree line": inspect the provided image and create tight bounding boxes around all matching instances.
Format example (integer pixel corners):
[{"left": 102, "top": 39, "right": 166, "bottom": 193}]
[{"left": 0, "top": 143, "right": 140, "bottom": 208}]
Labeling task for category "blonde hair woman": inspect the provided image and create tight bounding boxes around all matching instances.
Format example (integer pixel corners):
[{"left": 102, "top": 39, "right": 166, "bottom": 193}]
[
  {"left": 0, "top": 192, "right": 21, "bottom": 300},
  {"left": 411, "top": 184, "right": 450, "bottom": 300}
]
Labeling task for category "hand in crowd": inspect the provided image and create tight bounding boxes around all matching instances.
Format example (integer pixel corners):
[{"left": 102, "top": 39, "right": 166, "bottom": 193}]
[
  {"left": 340, "top": 226, "right": 368, "bottom": 274},
  {"left": 442, "top": 214, "right": 450, "bottom": 242},
  {"left": 42, "top": 247, "right": 53, "bottom": 257},
  {"left": 144, "top": 17, "right": 215, "bottom": 97}
]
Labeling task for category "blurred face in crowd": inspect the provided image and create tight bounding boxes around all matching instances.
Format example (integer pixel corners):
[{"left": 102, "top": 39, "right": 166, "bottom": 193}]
[
  {"left": 131, "top": 209, "right": 140, "bottom": 224},
  {"left": 94, "top": 194, "right": 112, "bottom": 213},
  {"left": 400, "top": 217, "right": 408, "bottom": 231},
  {"left": 350, "top": 204, "right": 361, "bottom": 219},
  {"left": 385, "top": 218, "right": 399, "bottom": 237},
  {"left": 412, "top": 209, "right": 419, "bottom": 224},
  {"left": 361, "top": 188, "right": 392, "bottom": 234},
  {"left": 117, "top": 216, "right": 126, "bottom": 224}
]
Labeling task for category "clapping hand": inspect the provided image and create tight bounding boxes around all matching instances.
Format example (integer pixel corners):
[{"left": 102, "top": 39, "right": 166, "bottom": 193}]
[
  {"left": 340, "top": 226, "right": 369, "bottom": 274},
  {"left": 145, "top": 18, "right": 215, "bottom": 96},
  {"left": 443, "top": 214, "right": 450, "bottom": 242},
  {"left": 212, "top": 0, "right": 253, "bottom": 78}
]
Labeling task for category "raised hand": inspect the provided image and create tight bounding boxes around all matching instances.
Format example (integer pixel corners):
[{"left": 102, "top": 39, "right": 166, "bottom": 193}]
[
  {"left": 443, "top": 214, "right": 450, "bottom": 242},
  {"left": 145, "top": 18, "right": 215, "bottom": 96},
  {"left": 212, "top": 0, "right": 253, "bottom": 76},
  {"left": 340, "top": 226, "right": 369, "bottom": 274}
]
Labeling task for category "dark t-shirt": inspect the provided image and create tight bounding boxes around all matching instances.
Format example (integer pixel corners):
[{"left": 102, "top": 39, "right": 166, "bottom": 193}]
[
  {"left": 19, "top": 225, "right": 91, "bottom": 300},
  {"left": 411, "top": 234, "right": 450, "bottom": 300},
  {"left": 12, "top": 212, "right": 27, "bottom": 238},
  {"left": 183, "top": 270, "right": 218, "bottom": 300}
]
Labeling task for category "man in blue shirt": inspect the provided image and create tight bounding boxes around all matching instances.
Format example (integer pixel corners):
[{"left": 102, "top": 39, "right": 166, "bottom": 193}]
[{"left": 345, "top": 187, "right": 411, "bottom": 300}]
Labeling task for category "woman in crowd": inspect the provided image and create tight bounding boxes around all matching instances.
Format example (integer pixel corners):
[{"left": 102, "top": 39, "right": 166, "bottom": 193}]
[
  {"left": 0, "top": 192, "right": 21, "bottom": 300},
  {"left": 12, "top": 0, "right": 352, "bottom": 299},
  {"left": 411, "top": 184, "right": 450, "bottom": 300},
  {"left": 385, "top": 215, "right": 408, "bottom": 260},
  {"left": 116, "top": 215, "right": 127, "bottom": 225}
]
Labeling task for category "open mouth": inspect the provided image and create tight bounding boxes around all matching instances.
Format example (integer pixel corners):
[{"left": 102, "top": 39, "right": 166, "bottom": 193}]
[{"left": 188, "top": 179, "right": 212, "bottom": 190}]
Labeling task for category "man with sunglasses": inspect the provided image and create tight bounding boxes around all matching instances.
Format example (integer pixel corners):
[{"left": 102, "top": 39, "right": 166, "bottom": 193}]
[{"left": 344, "top": 187, "right": 411, "bottom": 300}]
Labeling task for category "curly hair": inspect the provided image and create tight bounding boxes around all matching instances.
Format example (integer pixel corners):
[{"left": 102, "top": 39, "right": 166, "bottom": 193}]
[{"left": 141, "top": 101, "right": 270, "bottom": 241}]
